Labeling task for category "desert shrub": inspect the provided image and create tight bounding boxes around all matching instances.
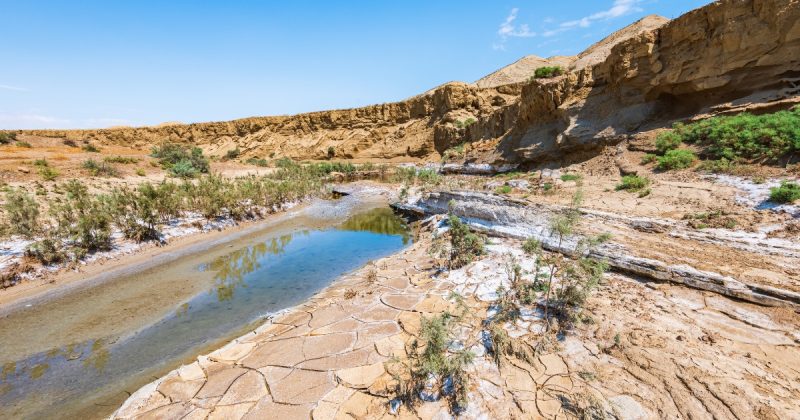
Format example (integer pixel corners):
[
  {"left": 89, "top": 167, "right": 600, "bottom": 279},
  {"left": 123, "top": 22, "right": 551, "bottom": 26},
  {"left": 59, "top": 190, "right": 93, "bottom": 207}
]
[
  {"left": 522, "top": 238, "right": 541, "bottom": 256},
  {"left": 453, "top": 118, "right": 476, "bottom": 129},
  {"left": 769, "top": 181, "right": 800, "bottom": 203},
  {"left": 50, "top": 180, "right": 113, "bottom": 253},
  {"left": 82, "top": 143, "right": 100, "bottom": 153},
  {"left": 63, "top": 139, "right": 78, "bottom": 147},
  {"left": 698, "top": 157, "right": 736, "bottom": 173},
  {"left": 495, "top": 185, "right": 512, "bottom": 194},
  {"left": 3, "top": 188, "right": 40, "bottom": 238},
  {"left": 560, "top": 173, "right": 581, "bottom": 182},
  {"left": 136, "top": 168, "right": 146, "bottom": 176},
  {"left": 225, "top": 147, "right": 240, "bottom": 160},
  {"left": 668, "top": 107, "right": 800, "bottom": 160},
  {"left": 38, "top": 166, "right": 59, "bottom": 181},
  {"left": 442, "top": 143, "right": 465, "bottom": 161},
  {"left": 640, "top": 153, "right": 657, "bottom": 164},
  {"left": 542, "top": 182, "right": 553, "bottom": 192},
  {"left": 326, "top": 146, "right": 335, "bottom": 159},
  {"left": 33, "top": 159, "right": 49, "bottom": 167},
  {"left": 615, "top": 175, "right": 649, "bottom": 192},
  {"left": 109, "top": 184, "right": 164, "bottom": 242},
  {"left": 83, "top": 159, "right": 120, "bottom": 177},
  {"left": 655, "top": 131, "right": 682, "bottom": 154},
  {"left": 246, "top": 157, "right": 268, "bottom": 167},
  {"left": 151, "top": 142, "right": 209, "bottom": 178},
  {"left": 657, "top": 149, "right": 696, "bottom": 170},
  {"left": 16, "top": 141, "right": 32, "bottom": 148},
  {"left": 103, "top": 156, "right": 139, "bottom": 164},
  {"left": 0, "top": 132, "right": 17, "bottom": 144},
  {"left": 533, "top": 66, "right": 564, "bottom": 79},
  {"left": 26, "top": 237, "right": 66, "bottom": 265},
  {"left": 448, "top": 215, "right": 484, "bottom": 268}
]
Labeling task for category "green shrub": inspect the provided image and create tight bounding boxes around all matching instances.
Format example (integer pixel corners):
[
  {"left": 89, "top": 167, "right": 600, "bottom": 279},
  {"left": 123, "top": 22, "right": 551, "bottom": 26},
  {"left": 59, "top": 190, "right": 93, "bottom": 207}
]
[
  {"left": 443, "top": 143, "right": 465, "bottom": 161},
  {"left": 453, "top": 118, "right": 476, "bottom": 129},
  {"left": 640, "top": 154, "right": 657, "bottom": 164},
  {"left": 26, "top": 237, "right": 66, "bottom": 265},
  {"left": 50, "top": 180, "right": 113, "bottom": 253},
  {"left": 326, "top": 146, "right": 335, "bottom": 159},
  {"left": 657, "top": 149, "right": 696, "bottom": 170},
  {"left": 495, "top": 185, "right": 512, "bottom": 194},
  {"left": 668, "top": 107, "right": 800, "bottom": 160},
  {"left": 522, "top": 238, "right": 541, "bottom": 256},
  {"left": 136, "top": 168, "right": 146, "bottom": 176},
  {"left": 33, "top": 159, "right": 49, "bottom": 167},
  {"left": 615, "top": 175, "right": 649, "bottom": 191},
  {"left": 38, "top": 166, "right": 59, "bottom": 181},
  {"left": 103, "top": 156, "right": 139, "bottom": 164},
  {"left": 151, "top": 142, "right": 210, "bottom": 178},
  {"left": 225, "top": 147, "right": 240, "bottom": 160},
  {"left": 698, "top": 157, "right": 735, "bottom": 173},
  {"left": 82, "top": 144, "right": 101, "bottom": 153},
  {"left": 246, "top": 157, "right": 269, "bottom": 167},
  {"left": 448, "top": 215, "right": 483, "bottom": 268},
  {"left": 560, "top": 173, "right": 581, "bottom": 182},
  {"left": 769, "top": 181, "right": 800, "bottom": 203},
  {"left": 533, "top": 66, "right": 564, "bottom": 79},
  {"left": 0, "top": 132, "right": 17, "bottom": 144},
  {"left": 3, "top": 188, "right": 40, "bottom": 238},
  {"left": 16, "top": 141, "right": 32, "bottom": 148},
  {"left": 655, "top": 131, "right": 682, "bottom": 154},
  {"left": 83, "top": 159, "right": 120, "bottom": 177}
]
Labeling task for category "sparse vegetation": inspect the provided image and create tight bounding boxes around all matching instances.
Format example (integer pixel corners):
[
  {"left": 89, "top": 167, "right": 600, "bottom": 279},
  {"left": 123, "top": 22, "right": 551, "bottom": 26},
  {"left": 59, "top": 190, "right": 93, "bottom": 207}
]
[
  {"left": 769, "top": 181, "right": 800, "bottom": 203},
  {"left": 453, "top": 118, "right": 476, "bottom": 129},
  {"left": 560, "top": 173, "right": 581, "bottom": 182},
  {"left": 3, "top": 188, "right": 40, "bottom": 238},
  {"left": 0, "top": 132, "right": 17, "bottom": 144},
  {"left": 615, "top": 175, "right": 649, "bottom": 192},
  {"left": 62, "top": 139, "right": 78, "bottom": 148},
  {"left": 641, "top": 153, "right": 657, "bottom": 164},
  {"left": 16, "top": 141, "right": 32, "bottom": 148},
  {"left": 683, "top": 210, "right": 737, "bottom": 229},
  {"left": 442, "top": 143, "right": 465, "bottom": 161},
  {"left": 661, "top": 106, "right": 800, "bottom": 161},
  {"left": 104, "top": 156, "right": 139, "bottom": 164},
  {"left": 136, "top": 168, "right": 146, "bottom": 176},
  {"left": 225, "top": 147, "right": 241, "bottom": 160},
  {"left": 246, "top": 157, "right": 269, "bottom": 167},
  {"left": 38, "top": 166, "right": 59, "bottom": 181},
  {"left": 151, "top": 142, "right": 210, "bottom": 178},
  {"left": 495, "top": 185, "right": 512, "bottom": 194},
  {"left": 327, "top": 146, "right": 335, "bottom": 159},
  {"left": 82, "top": 144, "right": 101, "bottom": 153},
  {"left": 83, "top": 159, "right": 120, "bottom": 177},
  {"left": 655, "top": 131, "right": 682, "bottom": 154},
  {"left": 533, "top": 66, "right": 564, "bottom": 79},
  {"left": 657, "top": 149, "right": 696, "bottom": 170}
]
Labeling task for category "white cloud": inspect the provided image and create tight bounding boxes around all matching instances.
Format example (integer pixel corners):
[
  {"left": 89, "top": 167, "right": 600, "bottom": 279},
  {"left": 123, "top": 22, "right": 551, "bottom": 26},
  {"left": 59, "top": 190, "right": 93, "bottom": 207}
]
[
  {"left": 494, "top": 8, "right": 536, "bottom": 50},
  {"left": 0, "top": 84, "right": 28, "bottom": 92},
  {"left": 0, "top": 113, "right": 131, "bottom": 129},
  {"left": 544, "top": 0, "right": 643, "bottom": 37}
]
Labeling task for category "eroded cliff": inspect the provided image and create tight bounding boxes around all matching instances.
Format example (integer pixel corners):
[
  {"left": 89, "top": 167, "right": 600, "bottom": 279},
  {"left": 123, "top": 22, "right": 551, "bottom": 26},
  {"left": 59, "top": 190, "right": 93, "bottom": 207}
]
[{"left": 23, "top": 0, "right": 800, "bottom": 165}]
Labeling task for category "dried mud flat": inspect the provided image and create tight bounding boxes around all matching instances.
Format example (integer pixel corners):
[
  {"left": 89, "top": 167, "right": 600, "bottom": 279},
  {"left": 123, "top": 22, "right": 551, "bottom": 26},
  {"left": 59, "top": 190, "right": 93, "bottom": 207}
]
[{"left": 110, "top": 223, "right": 800, "bottom": 420}]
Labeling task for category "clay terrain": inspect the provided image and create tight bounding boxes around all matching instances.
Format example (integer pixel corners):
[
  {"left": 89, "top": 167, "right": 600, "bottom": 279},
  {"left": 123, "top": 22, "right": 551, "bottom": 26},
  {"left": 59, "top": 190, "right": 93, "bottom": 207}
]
[{"left": 1, "top": 0, "right": 800, "bottom": 419}]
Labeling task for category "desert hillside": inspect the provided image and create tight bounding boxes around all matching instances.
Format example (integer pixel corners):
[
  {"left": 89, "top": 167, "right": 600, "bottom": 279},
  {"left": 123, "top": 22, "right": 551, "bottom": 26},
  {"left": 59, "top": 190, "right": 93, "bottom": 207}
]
[{"left": 16, "top": 0, "right": 798, "bottom": 167}]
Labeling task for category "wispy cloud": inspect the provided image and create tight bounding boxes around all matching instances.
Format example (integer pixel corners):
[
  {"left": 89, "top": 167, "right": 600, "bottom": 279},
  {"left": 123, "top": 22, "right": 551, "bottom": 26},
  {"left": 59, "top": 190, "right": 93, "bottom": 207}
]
[
  {"left": 0, "top": 84, "right": 28, "bottom": 92},
  {"left": 493, "top": 8, "right": 536, "bottom": 50},
  {"left": 543, "top": 0, "right": 643, "bottom": 37},
  {"left": 0, "top": 113, "right": 132, "bottom": 129}
]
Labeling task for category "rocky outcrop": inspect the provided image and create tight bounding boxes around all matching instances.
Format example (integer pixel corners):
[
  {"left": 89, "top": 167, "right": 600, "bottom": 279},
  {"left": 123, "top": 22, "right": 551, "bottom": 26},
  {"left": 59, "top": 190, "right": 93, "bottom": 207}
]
[
  {"left": 395, "top": 190, "right": 800, "bottom": 308},
  {"left": 22, "top": 0, "right": 800, "bottom": 166}
]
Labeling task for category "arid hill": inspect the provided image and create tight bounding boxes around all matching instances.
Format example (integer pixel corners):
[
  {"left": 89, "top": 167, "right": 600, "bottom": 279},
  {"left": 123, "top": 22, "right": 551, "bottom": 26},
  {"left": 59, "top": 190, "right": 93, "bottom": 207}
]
[{"left": 20, "top": 0, "right": 800, "bottom": 166}]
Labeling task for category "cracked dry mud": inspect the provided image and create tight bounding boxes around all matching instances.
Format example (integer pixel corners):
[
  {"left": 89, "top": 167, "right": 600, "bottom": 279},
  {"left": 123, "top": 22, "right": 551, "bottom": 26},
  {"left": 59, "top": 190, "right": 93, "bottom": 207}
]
[{"left": 111, "top": 227, "right": 800, "bottom": 420}]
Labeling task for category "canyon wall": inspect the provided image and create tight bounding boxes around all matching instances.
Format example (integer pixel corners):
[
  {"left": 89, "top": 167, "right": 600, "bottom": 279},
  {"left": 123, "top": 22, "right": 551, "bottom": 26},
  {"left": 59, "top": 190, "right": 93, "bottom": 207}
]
[{"left": 23, "top": 0, "right": 800, "bottom": 165}]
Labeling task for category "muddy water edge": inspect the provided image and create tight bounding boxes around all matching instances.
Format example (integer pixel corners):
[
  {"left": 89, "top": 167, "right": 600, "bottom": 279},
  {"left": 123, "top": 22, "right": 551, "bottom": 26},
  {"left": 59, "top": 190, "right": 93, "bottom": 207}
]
[{"left": 0, "top": 189, "right": 412, "bottom": 419}]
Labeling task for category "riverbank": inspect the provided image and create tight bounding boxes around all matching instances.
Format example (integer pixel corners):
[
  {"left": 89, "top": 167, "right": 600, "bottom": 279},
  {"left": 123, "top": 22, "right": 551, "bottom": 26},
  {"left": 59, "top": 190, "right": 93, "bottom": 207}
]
[
  {"left": 0, "top": 182, "right": 393, "bottom": 313},
  {"left": 111, "top": 217, "right": 800, "bottom": 419}
]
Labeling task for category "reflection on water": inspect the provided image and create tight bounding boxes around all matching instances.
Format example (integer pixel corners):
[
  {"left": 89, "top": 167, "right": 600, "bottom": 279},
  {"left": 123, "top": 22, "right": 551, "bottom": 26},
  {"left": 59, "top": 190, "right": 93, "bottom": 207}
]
[
  {"left": 0, "top": 207, "right": 411, "bottom": 419},
  {"left": 339, "top": 207, "right": 411, "bottom": 244}
]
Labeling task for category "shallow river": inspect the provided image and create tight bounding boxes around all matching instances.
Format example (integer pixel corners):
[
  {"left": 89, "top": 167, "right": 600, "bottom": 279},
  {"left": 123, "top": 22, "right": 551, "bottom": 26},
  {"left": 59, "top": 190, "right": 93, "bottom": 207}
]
[{"left": 0, "top": 200, "right": 411, "bottom": 419}]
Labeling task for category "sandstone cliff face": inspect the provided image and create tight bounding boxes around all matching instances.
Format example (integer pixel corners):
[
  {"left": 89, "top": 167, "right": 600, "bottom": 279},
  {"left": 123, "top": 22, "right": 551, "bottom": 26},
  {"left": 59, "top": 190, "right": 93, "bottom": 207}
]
[{"left": 25, "top": 0, "right": 800, "bottom": 165}]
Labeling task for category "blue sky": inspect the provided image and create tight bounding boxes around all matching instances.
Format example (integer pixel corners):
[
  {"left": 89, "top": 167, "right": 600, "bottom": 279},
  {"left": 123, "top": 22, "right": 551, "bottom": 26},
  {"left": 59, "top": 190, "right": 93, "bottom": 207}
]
[{"left": 0, "top": 0, "right": 711, "bottom": 129}]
